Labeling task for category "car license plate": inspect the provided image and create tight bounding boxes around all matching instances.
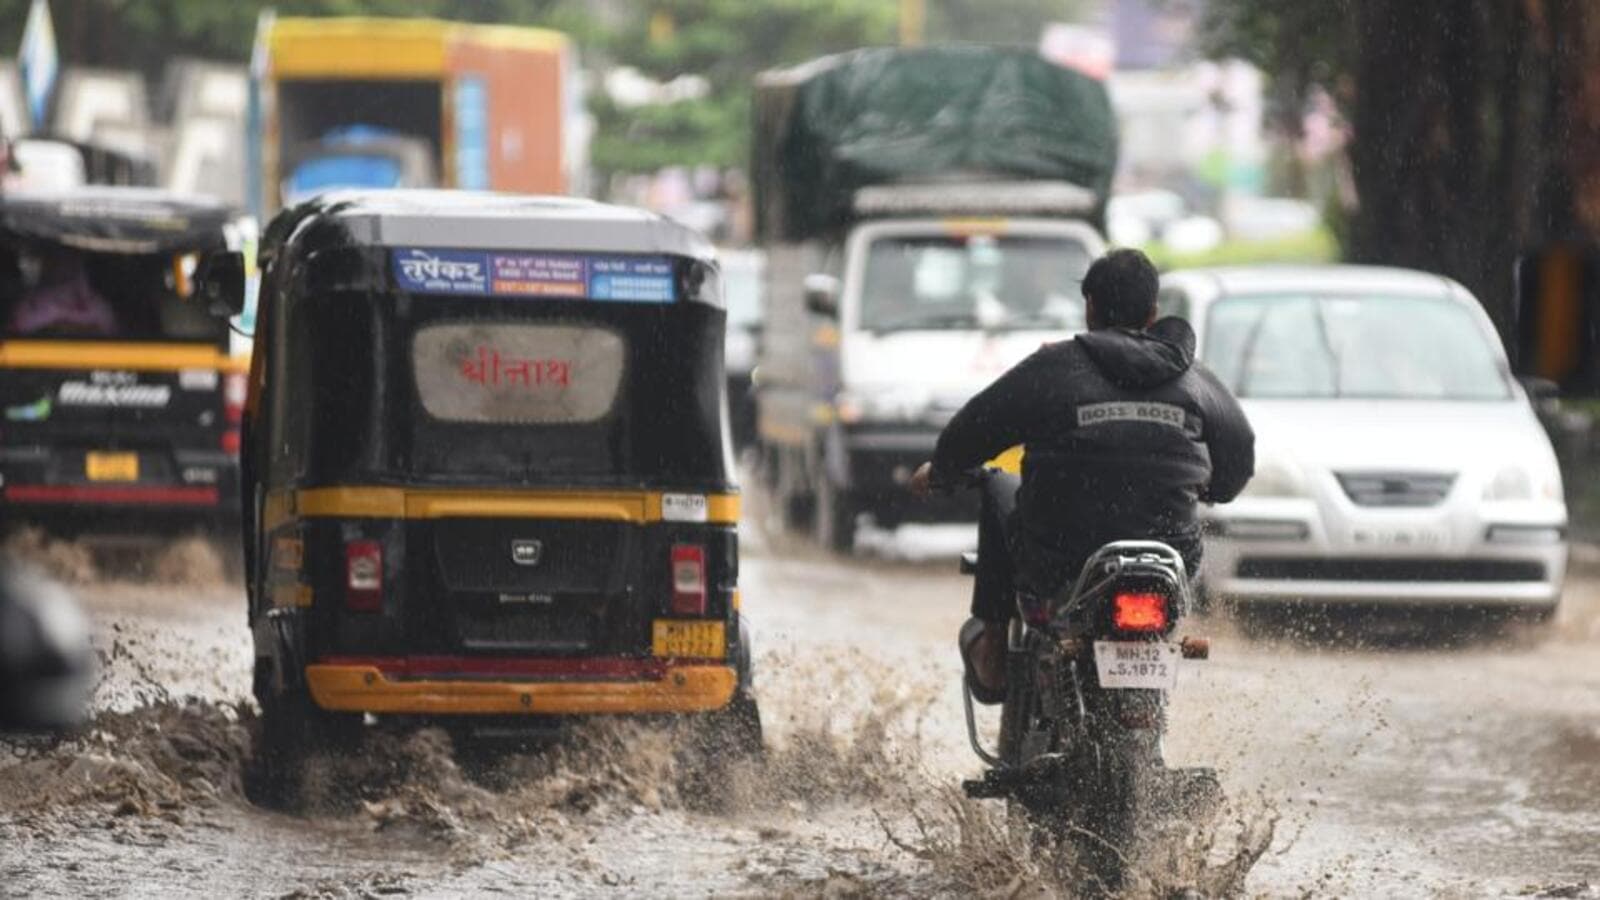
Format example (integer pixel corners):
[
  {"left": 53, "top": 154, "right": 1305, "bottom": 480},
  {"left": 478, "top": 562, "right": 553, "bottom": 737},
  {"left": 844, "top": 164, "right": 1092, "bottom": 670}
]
[
  {"left": 1093, "top": 641, "right": 1180, "bottom": 690},
  {"left": 652, "top": 620, "right": 726, "bottom": 659},
  {"left": 1350, "top": 525, "right": 1448, "bottom": 549},
  {"left": 85, "top": 451, "right": 139, "bottom": 482}
]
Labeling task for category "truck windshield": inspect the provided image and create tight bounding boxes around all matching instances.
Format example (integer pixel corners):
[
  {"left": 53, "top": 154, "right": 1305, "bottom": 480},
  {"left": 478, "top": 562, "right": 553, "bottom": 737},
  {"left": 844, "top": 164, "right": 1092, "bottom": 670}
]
[
  {"left": 858, "top": 234, "right": 1090, "bottom": 333},
  {"left": 0, "top": 242, "right": 225, "bottom": 343}
]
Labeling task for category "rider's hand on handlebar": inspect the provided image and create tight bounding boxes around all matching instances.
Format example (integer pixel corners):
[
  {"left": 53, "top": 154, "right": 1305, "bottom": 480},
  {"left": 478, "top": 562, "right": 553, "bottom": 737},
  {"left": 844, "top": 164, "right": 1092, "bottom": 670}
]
[{"left": 908, "top": 461, "right": 935, "bottom": 497}]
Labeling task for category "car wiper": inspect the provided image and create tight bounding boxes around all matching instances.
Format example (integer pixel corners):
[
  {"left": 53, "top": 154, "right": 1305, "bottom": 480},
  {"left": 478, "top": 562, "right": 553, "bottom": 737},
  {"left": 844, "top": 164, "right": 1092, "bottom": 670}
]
[
  {"left": 1310, "top": 303, "right": 1343, "bottom": 397},
  {"left": 992, "top": 314, "right": 1078, "bottom": 332},
  {"left": 1234, "top": 312, "right": 1270, "bottom": 397},
  {"left": 870, "top": 312, "right": 980, "bottom": 332}
]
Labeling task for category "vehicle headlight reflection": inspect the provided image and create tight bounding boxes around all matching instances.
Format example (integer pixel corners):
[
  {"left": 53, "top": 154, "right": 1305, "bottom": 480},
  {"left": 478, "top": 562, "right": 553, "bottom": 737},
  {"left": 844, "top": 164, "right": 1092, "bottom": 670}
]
[{"left": 1482, "top": 465, "right": 1563, "bottom": 502}]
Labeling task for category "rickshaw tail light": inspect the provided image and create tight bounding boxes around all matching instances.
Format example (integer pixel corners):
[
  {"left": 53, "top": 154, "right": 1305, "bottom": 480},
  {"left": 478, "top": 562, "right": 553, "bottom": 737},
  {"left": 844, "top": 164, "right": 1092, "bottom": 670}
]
[
  {"left": 220, "top": 429, "right": 241, "bottom": 454},
  {"left": 1112, "top": 592, "right": 1168, "bottom": 633},
  {"left": 670, "top": 544, "right": 707, "bottom": 615},
  {"left": 345, "top": 540, "right": 383, "bottom": 612}
]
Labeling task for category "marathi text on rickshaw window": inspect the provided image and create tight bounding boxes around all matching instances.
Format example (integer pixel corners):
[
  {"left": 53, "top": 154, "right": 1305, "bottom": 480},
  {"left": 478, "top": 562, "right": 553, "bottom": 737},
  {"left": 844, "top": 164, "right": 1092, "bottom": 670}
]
[{"left": 411, "top": 322, "right": 625, "bottom": 423}]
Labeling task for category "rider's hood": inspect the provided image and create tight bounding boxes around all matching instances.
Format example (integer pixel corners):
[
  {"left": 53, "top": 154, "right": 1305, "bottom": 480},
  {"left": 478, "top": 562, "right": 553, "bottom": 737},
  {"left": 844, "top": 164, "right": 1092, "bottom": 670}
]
[{"left": 1075, "top": 317, "right": 1196, "bottom": 389}]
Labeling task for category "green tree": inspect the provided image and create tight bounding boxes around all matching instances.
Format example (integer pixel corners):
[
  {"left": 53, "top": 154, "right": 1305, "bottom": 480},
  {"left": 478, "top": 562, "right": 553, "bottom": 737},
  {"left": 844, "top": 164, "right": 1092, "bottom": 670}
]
[
  {"left": 1194, "top": 0, "right": 1580, "bottom": 327},
  {"left": 587, "top": 0, "right": 896, "bottom": 179},
  {"left": 0, "top": 1, "right": 595, "bottom": 77}
]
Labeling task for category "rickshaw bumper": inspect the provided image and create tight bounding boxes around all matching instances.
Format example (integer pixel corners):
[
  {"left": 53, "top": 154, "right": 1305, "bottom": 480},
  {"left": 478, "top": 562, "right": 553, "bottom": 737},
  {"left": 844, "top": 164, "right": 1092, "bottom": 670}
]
[{"left": 304, "top": 662, "right": 739, "bottom": 716}]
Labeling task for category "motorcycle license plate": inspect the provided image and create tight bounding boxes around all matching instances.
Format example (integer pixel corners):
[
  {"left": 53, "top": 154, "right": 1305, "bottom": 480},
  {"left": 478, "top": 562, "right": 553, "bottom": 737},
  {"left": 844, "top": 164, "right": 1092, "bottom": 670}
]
[{"left": 1093, "top": 641, "right": 1180, "bottom": 690}]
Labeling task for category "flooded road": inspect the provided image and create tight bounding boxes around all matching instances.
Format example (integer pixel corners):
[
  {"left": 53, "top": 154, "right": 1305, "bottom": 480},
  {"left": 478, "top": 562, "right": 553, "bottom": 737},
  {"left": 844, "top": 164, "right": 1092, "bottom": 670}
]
[{"left": 3, "top": 525, "right": 1599, "bottom": 898}]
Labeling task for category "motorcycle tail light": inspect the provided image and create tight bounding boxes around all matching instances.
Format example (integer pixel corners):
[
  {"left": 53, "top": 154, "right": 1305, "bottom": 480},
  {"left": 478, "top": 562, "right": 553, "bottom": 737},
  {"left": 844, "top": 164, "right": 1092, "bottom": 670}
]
[
  {"left": 345, "top": 540, "right": 383, "bottom": 612},
  {"left": 1112, "top": 591, "right": 1168, "bottom": 633},
  {"left": 670, "top": 544, "right": 707, "bottom": 615}
]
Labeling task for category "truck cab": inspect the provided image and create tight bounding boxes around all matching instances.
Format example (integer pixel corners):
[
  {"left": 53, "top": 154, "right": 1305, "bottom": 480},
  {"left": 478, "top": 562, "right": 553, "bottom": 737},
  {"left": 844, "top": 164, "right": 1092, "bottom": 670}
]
[{"left": 759, "top": 209, "right": 1105, "bottom": 550}]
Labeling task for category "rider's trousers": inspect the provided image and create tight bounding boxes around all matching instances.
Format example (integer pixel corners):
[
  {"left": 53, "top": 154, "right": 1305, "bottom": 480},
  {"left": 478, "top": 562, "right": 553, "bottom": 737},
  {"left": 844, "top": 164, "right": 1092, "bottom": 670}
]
[{"left": 972, "top": 471, "right": 1022, "bottom": 624}]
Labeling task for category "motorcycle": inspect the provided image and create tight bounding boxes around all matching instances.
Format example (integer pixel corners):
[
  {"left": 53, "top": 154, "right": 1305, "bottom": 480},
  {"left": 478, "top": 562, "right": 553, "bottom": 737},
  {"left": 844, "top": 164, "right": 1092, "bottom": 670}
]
[{"left": 952, "top": 468, "right": 1218, "bottom": 893}]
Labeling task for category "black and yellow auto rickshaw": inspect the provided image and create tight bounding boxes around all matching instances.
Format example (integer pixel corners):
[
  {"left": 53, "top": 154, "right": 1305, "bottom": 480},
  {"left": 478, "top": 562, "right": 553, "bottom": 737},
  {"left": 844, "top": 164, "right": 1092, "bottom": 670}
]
[
  {"left": 201, "top": 191, "right": 759, "bottom": 795},
  {"left": 0, "top": 187, "right": 247, "bottom": 538}
]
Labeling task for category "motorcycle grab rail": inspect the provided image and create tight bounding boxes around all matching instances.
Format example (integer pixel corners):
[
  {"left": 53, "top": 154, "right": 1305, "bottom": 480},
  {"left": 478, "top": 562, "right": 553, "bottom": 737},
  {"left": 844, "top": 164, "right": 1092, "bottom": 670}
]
[{"left": 1056, "top": 540, "right": 1195, "bottom": 619}]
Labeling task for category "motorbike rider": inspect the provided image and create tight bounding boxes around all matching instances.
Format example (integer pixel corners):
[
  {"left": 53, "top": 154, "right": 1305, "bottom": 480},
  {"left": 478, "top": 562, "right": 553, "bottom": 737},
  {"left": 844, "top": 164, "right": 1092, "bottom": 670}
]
[{"left": 909, "top": 248, "right": 1254, "bottom": 702}]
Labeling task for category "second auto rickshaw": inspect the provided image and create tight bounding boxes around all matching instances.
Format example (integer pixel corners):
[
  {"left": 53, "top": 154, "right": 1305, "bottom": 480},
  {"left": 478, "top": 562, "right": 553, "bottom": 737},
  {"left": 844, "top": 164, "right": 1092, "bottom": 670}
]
[
  {"left": 203, "top": 190, "right": 760, "bottom": 800},
  {"left": 0, "top": 187, "right": 248, "bottom": 539}
]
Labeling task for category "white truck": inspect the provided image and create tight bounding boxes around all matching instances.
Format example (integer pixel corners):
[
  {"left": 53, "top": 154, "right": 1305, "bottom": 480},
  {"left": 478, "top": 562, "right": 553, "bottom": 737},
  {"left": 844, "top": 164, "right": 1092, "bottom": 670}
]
[{"left": 751, "top": 47, "right": 1118, "bottom": 551}]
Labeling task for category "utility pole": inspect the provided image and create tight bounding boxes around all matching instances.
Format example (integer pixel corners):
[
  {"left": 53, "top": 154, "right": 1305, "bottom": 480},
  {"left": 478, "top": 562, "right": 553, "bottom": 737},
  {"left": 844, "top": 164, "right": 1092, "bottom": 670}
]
[{"left": 899, "top": 0, "right": 925, "bottom": 46}]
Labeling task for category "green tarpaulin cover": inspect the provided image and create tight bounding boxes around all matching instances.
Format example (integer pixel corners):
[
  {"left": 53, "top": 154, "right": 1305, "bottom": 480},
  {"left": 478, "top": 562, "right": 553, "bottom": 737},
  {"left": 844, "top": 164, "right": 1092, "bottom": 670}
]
[{"left": 753, "top": 45, "right": 1118, "bottom": 241}]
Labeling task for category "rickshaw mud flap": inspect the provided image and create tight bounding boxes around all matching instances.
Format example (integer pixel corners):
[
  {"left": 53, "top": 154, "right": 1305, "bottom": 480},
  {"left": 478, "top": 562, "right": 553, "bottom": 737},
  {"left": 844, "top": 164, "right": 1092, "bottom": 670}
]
[
  {"left": 303, "top": 662, "right": 738, "bottom": 715},
  {"left": 263, "top": 486, "right": 741, "bottom": 530}
]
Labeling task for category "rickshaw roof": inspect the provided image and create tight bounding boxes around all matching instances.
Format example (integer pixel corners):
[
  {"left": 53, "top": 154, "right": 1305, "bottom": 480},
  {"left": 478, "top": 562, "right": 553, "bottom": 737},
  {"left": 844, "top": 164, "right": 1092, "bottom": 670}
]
[
  {"left": 280, "top": 190, "right": 717, "bottom": 262},
  {"left": 0, "top": 186, "right": 235, "bottom": 253}
]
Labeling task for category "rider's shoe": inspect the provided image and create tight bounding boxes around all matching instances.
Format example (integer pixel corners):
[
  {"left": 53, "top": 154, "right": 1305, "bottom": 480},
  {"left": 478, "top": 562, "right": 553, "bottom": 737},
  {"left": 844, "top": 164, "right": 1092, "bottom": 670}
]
[{"left": 958, "top": 617, "right": 1007, "bottom": 705}]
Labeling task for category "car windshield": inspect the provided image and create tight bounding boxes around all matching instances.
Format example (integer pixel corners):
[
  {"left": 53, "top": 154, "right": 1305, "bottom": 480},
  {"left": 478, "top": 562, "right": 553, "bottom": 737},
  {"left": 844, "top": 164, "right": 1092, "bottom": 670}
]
[
  {"left": 1204, "top": 293, "right": 1511, "bottom": 400},
  {"left": 858, "top": 234, "right": 1090, "bottom": 333}
]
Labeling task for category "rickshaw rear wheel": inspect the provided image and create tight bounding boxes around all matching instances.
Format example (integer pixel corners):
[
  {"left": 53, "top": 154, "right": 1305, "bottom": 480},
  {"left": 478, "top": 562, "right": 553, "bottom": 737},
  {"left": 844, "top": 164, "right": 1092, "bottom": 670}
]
[
  {"left": 676, "top": 690, "right": 764, "bottom": 809},
  {"left": 247, "top": 675, "right": 362, "bottom": 811}
]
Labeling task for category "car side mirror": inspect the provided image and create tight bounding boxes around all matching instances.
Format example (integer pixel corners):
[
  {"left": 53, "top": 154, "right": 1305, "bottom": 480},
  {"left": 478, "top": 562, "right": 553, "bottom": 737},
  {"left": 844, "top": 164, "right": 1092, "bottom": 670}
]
[
  {"left": 195, "top": 250, "right": 246, "bottom": 318},
  {"left": 803, "top": 273, "right": 840, "bottom": 317},
  {"left": 1518, "top": 374, "right": 1560, "bottom": 402}
]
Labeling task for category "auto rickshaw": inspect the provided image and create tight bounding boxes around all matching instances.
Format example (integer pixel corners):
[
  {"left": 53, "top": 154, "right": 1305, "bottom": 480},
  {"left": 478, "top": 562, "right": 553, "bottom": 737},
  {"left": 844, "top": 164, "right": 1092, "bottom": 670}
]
[
  {"left": 199, "top": 190, "right": 760, "bottom": 800},
  {"left": 0, "top": 187, "right": 249, "bottom": 540}
]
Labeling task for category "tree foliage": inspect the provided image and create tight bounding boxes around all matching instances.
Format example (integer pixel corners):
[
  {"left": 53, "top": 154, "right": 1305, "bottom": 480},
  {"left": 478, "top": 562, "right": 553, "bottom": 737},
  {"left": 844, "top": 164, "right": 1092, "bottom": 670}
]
[
  {"left": 1195, "top": 0, "right": 1593, "bottom": 326},
  {"left": 0, "top": 0, "right": 1089, "bottom": 182},
  {"left": 0, "top": 1, "right": 594, "bottom": 76}
]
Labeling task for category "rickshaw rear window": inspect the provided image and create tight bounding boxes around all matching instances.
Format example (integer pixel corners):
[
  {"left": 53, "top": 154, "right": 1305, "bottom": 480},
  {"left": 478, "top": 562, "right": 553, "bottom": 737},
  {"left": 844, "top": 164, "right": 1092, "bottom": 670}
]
[
  {"left": 0, "top": 243, "right": 226, "bottom": 342},
  {"left": 412, "top": 322, "right": 625, "bottom": 424}
]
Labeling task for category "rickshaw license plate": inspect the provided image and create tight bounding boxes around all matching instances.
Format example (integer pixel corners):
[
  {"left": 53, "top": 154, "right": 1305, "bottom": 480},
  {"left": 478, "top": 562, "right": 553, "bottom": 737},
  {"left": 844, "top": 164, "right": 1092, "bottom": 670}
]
[
  {"left": 86, "top": 452, "right": 139, "bottom": 482},
  {"left": 652, "top": 620, "right": 726, "bottom": 659},
  {"left": 1093, "top": 641, "right": 1180, "bottom": 690}
]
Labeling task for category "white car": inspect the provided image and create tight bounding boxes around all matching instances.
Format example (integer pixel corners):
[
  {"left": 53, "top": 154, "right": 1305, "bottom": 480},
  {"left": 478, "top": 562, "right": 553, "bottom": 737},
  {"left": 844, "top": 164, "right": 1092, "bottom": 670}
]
[{"left": 1159, "top": 265, "right": 1567, "bottom": 619}]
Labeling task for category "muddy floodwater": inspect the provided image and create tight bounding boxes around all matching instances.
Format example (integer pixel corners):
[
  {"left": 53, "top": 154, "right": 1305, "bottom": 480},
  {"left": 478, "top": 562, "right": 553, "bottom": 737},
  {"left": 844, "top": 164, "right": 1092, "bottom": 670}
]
[{"left": 2, "top": 524, "right": 1599, "bottom": 898}]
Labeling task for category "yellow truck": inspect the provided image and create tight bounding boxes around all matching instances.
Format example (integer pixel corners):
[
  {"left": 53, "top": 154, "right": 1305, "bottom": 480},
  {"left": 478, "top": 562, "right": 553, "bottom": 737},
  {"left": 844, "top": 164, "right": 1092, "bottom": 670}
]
[{"left": 248, "top": 16, "right": 583, "bottom": 218}]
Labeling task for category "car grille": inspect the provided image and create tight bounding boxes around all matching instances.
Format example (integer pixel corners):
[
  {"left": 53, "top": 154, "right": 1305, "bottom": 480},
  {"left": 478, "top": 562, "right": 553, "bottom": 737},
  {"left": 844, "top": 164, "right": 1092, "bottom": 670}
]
[
  {"left": 1236, "top": 557, "right": 1545, "bottom": 582},
  {"left": 1335, "top": 471, "right": 1456, "bottom": 507}
]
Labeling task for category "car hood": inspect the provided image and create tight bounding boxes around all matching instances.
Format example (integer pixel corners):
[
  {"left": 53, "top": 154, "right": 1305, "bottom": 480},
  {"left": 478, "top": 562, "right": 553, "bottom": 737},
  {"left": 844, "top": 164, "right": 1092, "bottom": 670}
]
[
  {"left": 841, "top": 328, "right": 1070, "bottom": 400},
  {"left": 1243, "top": 398, "right": 1558, "bottom": 472}
]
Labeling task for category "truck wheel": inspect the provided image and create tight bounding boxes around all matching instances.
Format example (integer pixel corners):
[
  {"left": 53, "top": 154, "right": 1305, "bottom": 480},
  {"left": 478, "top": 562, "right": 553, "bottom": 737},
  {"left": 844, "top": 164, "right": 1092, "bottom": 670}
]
[{"left": 814, "top": 475, "right": 857, "bottom": 553}]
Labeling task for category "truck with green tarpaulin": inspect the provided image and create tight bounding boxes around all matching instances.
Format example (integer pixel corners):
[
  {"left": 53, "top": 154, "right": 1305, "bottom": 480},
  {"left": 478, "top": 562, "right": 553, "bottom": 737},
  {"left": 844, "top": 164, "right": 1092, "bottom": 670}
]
[{"left": 751, "top": 45, "right": 1118, "bottom": 551}]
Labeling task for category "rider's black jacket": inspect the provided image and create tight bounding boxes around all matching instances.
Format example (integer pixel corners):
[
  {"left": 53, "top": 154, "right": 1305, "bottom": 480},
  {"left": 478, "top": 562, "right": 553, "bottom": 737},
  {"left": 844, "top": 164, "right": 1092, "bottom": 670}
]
[{"left": 931, "top": 317, "right": 1255, "bottom": 595}]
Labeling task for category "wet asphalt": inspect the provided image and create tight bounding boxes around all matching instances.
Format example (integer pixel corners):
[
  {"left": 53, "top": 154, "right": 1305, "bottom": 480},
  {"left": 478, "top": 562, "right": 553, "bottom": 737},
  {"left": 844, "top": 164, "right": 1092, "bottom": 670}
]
[{"left": 1, "top": 522, "right": 1597, "bottom": 898}]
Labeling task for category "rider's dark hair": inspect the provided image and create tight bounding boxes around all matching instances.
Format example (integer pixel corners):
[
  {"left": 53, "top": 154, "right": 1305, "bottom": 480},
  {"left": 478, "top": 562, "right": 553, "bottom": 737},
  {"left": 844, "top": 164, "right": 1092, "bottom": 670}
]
[{"left": 1082, "top": 248, "right": 1159, "bottom": 329}]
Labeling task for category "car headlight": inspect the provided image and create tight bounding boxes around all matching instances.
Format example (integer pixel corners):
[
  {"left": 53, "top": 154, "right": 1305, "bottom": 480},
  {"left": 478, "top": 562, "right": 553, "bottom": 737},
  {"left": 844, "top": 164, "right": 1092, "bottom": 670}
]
[
  {"left": 835, "top": 387, "right": 933, "bottom": 424},
  {"left": 1483, "top": 465, "right": 1563, "bottom": 501},
  {"left": 1241, "top": 457, "right": 1308, "bottom": 498}
]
